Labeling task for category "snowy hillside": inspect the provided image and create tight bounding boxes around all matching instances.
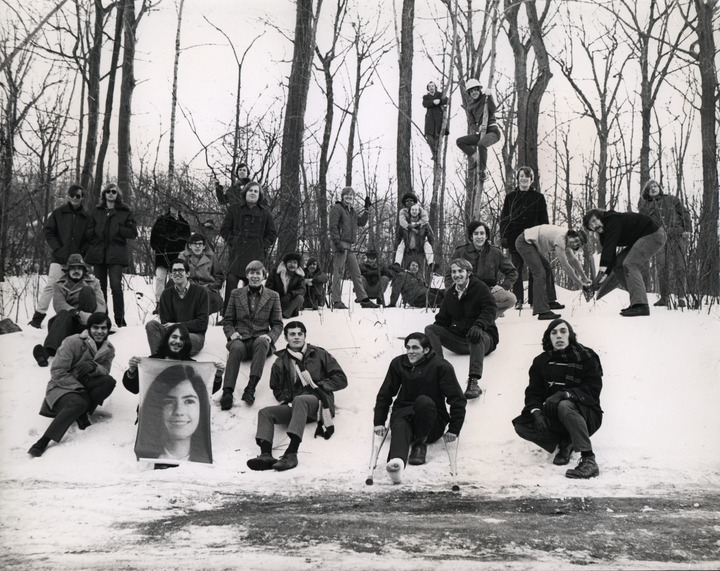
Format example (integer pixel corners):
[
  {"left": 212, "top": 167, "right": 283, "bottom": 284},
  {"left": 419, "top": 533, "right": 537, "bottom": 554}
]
[{"left": 1, "top": 275, "right": 719, "bottom": 567}]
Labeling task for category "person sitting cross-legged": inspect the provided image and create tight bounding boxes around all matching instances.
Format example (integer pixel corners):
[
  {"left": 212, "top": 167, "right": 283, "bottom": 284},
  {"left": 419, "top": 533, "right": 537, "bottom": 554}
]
[
  {"left": 512, "top": 318, "right": 603, "bottom": 479},
  {"left": 145, "top": 258, "right": 209, "bottom": 357},
  {"left": 33, "top": 254, "right": 106, "bottom": 367},
  {"left": 219, "top": 260, "right": 283, "bottom": 410},
  {"left": 373, "top": 332, "right": 466, "bottom": 484},
  {"left": 247, "top": 321, "right": 348, "bottom": 471},
  {"left": 265, "top": 252, "right": 306, "bottom": 319}
]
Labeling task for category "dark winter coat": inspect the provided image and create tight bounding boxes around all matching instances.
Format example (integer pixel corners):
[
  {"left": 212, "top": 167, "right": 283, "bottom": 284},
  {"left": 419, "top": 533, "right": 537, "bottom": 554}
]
[
  {"left": 179, "top": 245, "right": 224, "bottom": 292},
  {"left": 84, "top": 204, "right": 138, "bottom": 266},
  {"left": 422, "top": 92, "right": 448, "bottom": 137},
  {"left": 360, "top": 262, "right": 393, "bottom": 287},
  {"left": 216, "top": 177, "right": 251, "bottom": 205},
  {"left": 515, "top": 343, "right": 603, "bottom": 424},
  {"left": 465, "top": 92, "right": 497, "bottom": 133},
  {"left": 595, "top": 211, "right": 660, "bottom": 271},
  {"left": 434, "top": 276, "right": 499, "bottom": 346},
  {"left": 222, "top": 285, "right": 283, "bottom": 344},
  {"left": 150, "top": 212, "right": 191, "bottom": 268},
  {"left": 303, "top": 262, "right": 328, "bottom": 307},
  {"left": 43, "top": 202, "right": 94, "bottom": 264},
  {"left": 265, "top": 262, "right": 306, "bottom": 301},
  {"left": 158, "top": 283, "right": 209, "bottom": 335},
  {"left": 220, "top": 203, "right": 277, "bottom": 277},
  {"left": 445, "top": 242, "right": 518, "bottom": 290},
  {"left": 373, "top": 351, "right": 466, "bottom": 435},
  {"left": 41, "top": 330, "right": 115, "bottom": 411},
  {"left": 638, "top": 190, "right": 691, "bottom": 236},
  {"left": 329, "top": 201, "right": 368, "bottom": 248},
  {"left": 389, "top": 270, "right": 428, "bottom": 307},
  {"left": 499, "top": 188, "right": 549, "bottom": 251},
  {"left": 269, "top": 344, "right": 348, "bottom": 415}
]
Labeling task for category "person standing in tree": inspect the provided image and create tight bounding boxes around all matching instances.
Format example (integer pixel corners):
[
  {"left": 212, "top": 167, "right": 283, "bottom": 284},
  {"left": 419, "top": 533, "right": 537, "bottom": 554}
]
[
  {"left": 215, "top": 162, "right": 252, "bottom": 206},
  {"left": 84, "top": 183, "right": 138, "bottom": 327},
  {"left": 637, "top": 179, "right": 692, "bottom": 307},
  {"left": 455, "top": 78, "right": 500, "bottom": 181},
  {"left": 29, "top": 184, "right": 93, "bottom": 329},
  {"left": 150, "top": 205, "right": 191, "bottom": 312},
  {"left": 499, "top": 167, "right": 549, "bottom": 309},
  {"left": 512, "top": 318, "right": 603, "bottom": 479},
  {"left": 422, "top": 81, "right": 448, "bottom": 162}
]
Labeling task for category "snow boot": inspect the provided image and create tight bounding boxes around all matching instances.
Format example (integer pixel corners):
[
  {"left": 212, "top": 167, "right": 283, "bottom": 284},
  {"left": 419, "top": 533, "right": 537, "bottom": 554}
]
[
  {"left": 621, "top": 304, "right": 650, "bottom": 317},
  {"left": 28, "top": 311, "right": 46, "bottom": 329},
  {"left": 548, "top": 301, "right": 565, "bottom": 310},
  {"left": 565, "top": 455, "right": 599, "bottom": 479},
  {"left": 33, "top": 344, "right": 49, "bottom": 367},
  {"left": 464, "top": 377, "right": 482, "bottom": 399},
  {"left": 241, "top": 376, "right": 260, "bottom": 405},
  {"left": 220, "top": 388, "right": 234, "bottom": 411},
  {"left": 553, "top": 439, "right": 574, "bottom": 466},
  {"left": 273, "top": 452, "right": 298, "bottom": 471},
  {"left": 28, "top": 437, "right": 50, "bottom": 457},
  {"left": 408, "top": 442, "right": 427, "bottom": 466},
  {"left": 332, "top": 301, "right": 348, "bottom": 310},
  {"left": 653, "top": 297, "right": 668, "bottom": 307},
  {"left": 386, "top": 458, "right": 404, "bottom": 484},
  {"left": 537, "top": 311, "right": 561, "bottom": 320},
  {"left": 359, "top": 298, "right": 379, "bottom": 309},
  {"left": 247, "top": 453, "right": 278, "bottom": 471}
]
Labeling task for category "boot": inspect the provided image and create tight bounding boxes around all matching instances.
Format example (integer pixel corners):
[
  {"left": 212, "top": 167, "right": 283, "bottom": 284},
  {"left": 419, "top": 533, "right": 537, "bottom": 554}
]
[
  {"left": 28, "top": 437, "right": 50, "bottom": 457},
  {"left": 76, "top": 413, "right": 92, "bottom": 430},
  {"left": 620, "top": 304, "right": 650, "bottom": 317},
  {"left": 28, "top": 311, "right": 46, "bottom": 329},
  {"left": 273, "top": 452, "right": 298, "bottom": 471},
  {"left": 565, "top": 455, "right": 600, "bottom": 479},
  {"left": 464, "top": 377, "right": 482, "bottom": 399},
  {"left": 359, "top": 298, "right": 379, "bottom": 309},
  {"left": 247, "top": 452, "right": 278, "bottom": 471},
  {"left": 241, "top": 376, "right": 260, "bottom": 405},
  {"left": 220, "top": 388, "right": 234, "bottom": 411},
  {"left": 33, "top": 344, "right": 49, "bottom": 367},
  {"left": 537, "top": 311, "right": 561, "bottom": 320},
  {"left": 112, "top": 291, "right": 125, "bottom": 328},
  {"left": 408, "top": 442, "right": 427, "bottom": 466},
  {"left": 548, "top": 301, "right": 565, "bottom": 310},
  {"left": 553, "top": 439, "right": 574, "bottom": 466},
  {"left": 386, "top": 458, "right": 404, "bottom": 484},
  {"left": 653, "top": 297, "right": 668, "bottom": 307},
  {"left": 332, "top": 301, "right": 348, "bottom": 310}
]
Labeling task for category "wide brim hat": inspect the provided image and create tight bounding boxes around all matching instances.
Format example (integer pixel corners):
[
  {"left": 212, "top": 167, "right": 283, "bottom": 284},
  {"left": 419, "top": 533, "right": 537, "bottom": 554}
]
[{"left": 64, "top": 253, "right": 89, "bottom": 272}]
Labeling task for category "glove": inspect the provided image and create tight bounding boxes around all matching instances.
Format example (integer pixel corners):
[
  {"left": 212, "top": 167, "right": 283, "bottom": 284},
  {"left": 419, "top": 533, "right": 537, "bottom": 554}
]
[
  {"left": 70, "top": 308, "right": 81, "bottom": 319},
  {"left": 532, "top": 410, "right": 550, "bottom": 433},
  {"left": 467, "top": 325, "right": 483, "bottom": 344},
  {"left": 543, "top": 391, "right": 567, "bottom": 417},
  {"left": 75, "top": 360, "right": 97, "bottom": 379},
  {"left": 212, "top": 372, "right": 223, "bottom": 395},
  {"left": 334, "top": 242, "right": 345, "bottom": 253},
  {"left": 364, "top": 196, "right": 372, "bottom": 209}
]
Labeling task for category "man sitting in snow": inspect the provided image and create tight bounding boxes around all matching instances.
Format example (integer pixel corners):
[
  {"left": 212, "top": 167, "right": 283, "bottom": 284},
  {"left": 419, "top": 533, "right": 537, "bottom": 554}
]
[
  {"left": 373, "top": 332, "right": 466, "bottom": 484},
  {"left": 389, "top": 260, "right": 444, "bottom": 308},
  {"left": 145, "top": 258, "right": 209, "bottom": 357},
  {"left": 265, "top": 252, "right": 306, "bottom": 319},
  {"left": 33, "top": 254, "right": 106, "bottom": 367},
  {"left": 360, "top": 250, "right": 393, "bottom": 306},
  {"left": 512, "top": 318, "right": 603, "bottom": 479},
  {"left": 424, "top": 258, "right": 498, "bottom": 401},
  {"left": 246, "top": 321, "right": 347, "bottom": 472}
]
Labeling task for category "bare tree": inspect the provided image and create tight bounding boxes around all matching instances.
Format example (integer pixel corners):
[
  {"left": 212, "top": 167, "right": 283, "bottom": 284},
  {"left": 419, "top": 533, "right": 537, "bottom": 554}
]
[
  {"left": 167, "top": 0, "right": 185, "bottom": 188},
  {"left": 396, "top": 0, "right": 414, "bottom": 203}
]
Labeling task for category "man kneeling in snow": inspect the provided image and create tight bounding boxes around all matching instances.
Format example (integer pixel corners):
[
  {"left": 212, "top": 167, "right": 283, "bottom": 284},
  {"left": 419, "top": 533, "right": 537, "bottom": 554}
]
[
  {"left": 373, "top": 332, "right": 466, "bottom": 485},
  {"left": 246, "top": 321, "right": 347, "bottom": 472},
  {"left": 512, "top": 318, "right": 603, "bottom": 479},
  {"left": 28, "top": 312, "right": 116, "bottom": 457}
]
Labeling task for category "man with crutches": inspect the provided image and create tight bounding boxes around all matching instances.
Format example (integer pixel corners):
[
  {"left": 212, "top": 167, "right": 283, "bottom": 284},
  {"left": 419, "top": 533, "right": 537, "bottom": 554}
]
[{"left": 371, "top": 332, "right": 466, "bottom": 485}]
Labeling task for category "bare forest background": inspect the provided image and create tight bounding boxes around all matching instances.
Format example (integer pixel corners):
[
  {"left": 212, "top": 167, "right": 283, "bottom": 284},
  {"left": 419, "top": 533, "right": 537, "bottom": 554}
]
[{"left": 0, "top": 0, "right": 718, "bottom": 313}]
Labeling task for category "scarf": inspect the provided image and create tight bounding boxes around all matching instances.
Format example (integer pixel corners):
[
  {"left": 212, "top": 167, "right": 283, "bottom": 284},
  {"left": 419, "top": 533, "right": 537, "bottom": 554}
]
[
  {"left": 286, "top": 346, "right": 335, "bottom": 439},
  {"left": 548, "top": 343, "right": 597, "bottom": 385}
]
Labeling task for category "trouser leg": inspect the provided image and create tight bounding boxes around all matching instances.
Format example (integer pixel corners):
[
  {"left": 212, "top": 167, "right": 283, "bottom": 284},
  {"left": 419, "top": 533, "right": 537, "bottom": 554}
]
[
  {"left": 43, "top": 393, "right": 89, "bottom": 442},
  {"left": 510, "top": 250, "right": 525, "bottom": 303},
  {"left": 188, "top": 333, "right": 205, "bottom": 356},
  {"left": 410, "top": 395, "right": 438, "bottom": 444},
  {"left": 423, "top": 323, "right": 447, "bottom": 360},
  {"left": 94, "top": 265, "right": 109, "bottom": 305},
  {"left": 223, "top": 273, "right": 241, "bottom": 313},
  {"left": 77, "top": 285, "right": 99, "bottom": 313},
  {"left": 82, "top": 374, "right": 116, "bottom": 414},
  {"left": 492, "top": 288, "right": 517, "bottom": 317},
  {"left": 223, "top": 339, "right": 251, "bottom": 391},
  {"left": 556, "top": 400, "right": 594, "bottom": 453},
  {"left": 249, "top": 335, "right": 271, "bottom": 379},
  {"left": 255, "top": 404, "right": 293, "bottom": 445},
  {"left": 456, "top": 134, "right": 480, "bottom": 157},
  {"left": 286, "top": 394, "right": 320, "bottom": 440},
  {"left": 345, "top": 250, "right": 368, "bottom": 300},
  {"left": 44, "top": 311, "right": 84, "bottom": 352},
  {"left": 331, "top": 251, "right": 348, "bottom": 302},
  {"left": 282, "top": 294, "right": 304, "bottom": 318},
  {"left": 515, "top": 236, "right": 550, "bottom": 314},
  {"left": 108, "top": 265, "right": 124, "bottom": 322},
  {"left": 154, "top": 266, "right": 168, "bottom": 302},
  {"left": 624, "top": 228, "right": 667, "bottom": 306},
  {"left": 512, "top": 418, "right": 563, "bottom": 454},
  {"left": 36, "top": 263, "right": 65, "bottom": 313},
  {"left": 468, "top": 331, "right": 495, "bottom": 379},
  {"left": 145, "top": 321, "right": 165, "bottom": 355}
]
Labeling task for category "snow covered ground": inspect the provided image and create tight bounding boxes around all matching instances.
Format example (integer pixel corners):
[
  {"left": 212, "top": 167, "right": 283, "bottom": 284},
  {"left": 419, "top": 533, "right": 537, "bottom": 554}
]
[{"left": 1, "top": 275, "right": 719, "bottom": 568}]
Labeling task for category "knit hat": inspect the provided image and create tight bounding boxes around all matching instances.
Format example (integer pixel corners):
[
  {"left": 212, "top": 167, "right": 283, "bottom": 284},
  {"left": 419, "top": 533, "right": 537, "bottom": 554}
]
[{"left": 282, "top": 252, "right": 302, "bottom": 265}]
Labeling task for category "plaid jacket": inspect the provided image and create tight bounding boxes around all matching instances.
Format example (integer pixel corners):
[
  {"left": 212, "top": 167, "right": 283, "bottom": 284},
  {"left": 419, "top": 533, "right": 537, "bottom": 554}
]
[{"left": 222, "top": 285, "right": 283, "bottom": 343}]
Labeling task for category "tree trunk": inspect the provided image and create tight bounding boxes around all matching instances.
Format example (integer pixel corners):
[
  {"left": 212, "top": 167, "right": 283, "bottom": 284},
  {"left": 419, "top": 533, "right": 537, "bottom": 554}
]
[
  {"left": 277, "top": 0, "right": 320, "bottom": 257},
  {"left": 693, "top": 0, "right": 719, "bottom": 297},
  {"left": 396, "top": 0, "right": 414, "bottom": 204},
  {"left": 117, "top": 0, "right": 137, "bottom": 202},
  {"left": 168, "top": 0, "right": 185, "bottom": 189},
  {"left": 316, "top": 52, "right": 335, "bottom": 270}
]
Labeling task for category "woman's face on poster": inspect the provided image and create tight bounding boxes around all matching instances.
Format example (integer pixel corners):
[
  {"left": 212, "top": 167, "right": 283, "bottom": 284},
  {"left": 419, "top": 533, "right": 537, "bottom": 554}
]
[{"left": 162, "top": 380, "right": 200, "bottom": 441}]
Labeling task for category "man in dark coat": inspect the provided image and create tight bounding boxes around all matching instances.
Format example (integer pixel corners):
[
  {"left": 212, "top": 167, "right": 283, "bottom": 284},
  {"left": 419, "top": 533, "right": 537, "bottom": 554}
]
[
  {"left": 360, "top": 250, "right": 393, "bottom": 306},
  {"left": 246, "top": 321, "right": 348, "bottom": 472},
  {"left": 30, "top": 184, "right": 93, "bottom": 329},
  {"left": 389, "top": 260, "right": 444, "bottom": 308},
  {"left": 220, "top": 181, "right": 277, "bottom": 313},
  {"left": 215, "top": 162, "right": 252, "bottom": 206},
  {"left": 303, "top": 257, "right": 328, "bottom": 309},
  {"left": 373, "top": 332, "right": 466, "bottom": 484},
  {"left": 150, "top": 207, "right": 191, "bottom": 308},
  {"left": 499, "top": 167, "right": 549, "bottom": 307},
  {"left": 32, "top": 254, "right": 106, "bottom": 367},
  {"left": 446, "top": 220, "right": 518, "bottom": 317},
  {"left": 422, "top": 81, "right": 448, "bottom": 161},
  {"left": 583, "top": 208, "right": 666, "bottom": 317},
  {"left": 425, "top": 258, "right": 498, "bottom": 400},
  {"left": 265, "top": 252, "right": 306, "bottom": 318},
  {"left": 638, "top": 179, "right": 692, "bottom": 307},
  {"left": 219, "top": 260, "right": 283, "bottom": 410},
  {"left": 512, "top": 319, "right": 603, "bottom": 479},
  {"left": 145, "top": 258, "right": 209, "bottom": 356}
]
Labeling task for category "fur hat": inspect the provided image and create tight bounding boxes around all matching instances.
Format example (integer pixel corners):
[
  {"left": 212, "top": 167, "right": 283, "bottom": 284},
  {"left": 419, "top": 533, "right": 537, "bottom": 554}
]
[{"left": 282, "top": 252, "right": 302, "bottom": 265}]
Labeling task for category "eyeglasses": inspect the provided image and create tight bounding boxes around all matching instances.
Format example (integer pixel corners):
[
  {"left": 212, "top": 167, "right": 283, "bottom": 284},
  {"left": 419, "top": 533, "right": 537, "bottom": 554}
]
[
  {"left": 70, "top": 193, "right": 84, "bottom": 199},
  {"left": 170, "top": 268, "right": 186, "bottom": 274},
  {"left": 104, "top": 189, "right": 118, "bottom": 194}
]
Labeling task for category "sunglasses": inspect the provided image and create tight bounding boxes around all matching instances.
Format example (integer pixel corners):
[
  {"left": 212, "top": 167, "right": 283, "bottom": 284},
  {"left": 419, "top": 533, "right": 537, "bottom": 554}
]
[
  {"left": 70, "top": 193, "right": 84, "bottom": 199},
  {"left": 105, "top": 189, "right": 118, "bottom": 194}
]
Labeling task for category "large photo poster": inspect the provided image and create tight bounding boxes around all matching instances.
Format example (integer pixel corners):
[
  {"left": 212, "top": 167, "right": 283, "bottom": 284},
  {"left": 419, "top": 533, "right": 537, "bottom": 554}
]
[{"left": 134, "top": 359, "right": 216, "bottom": 465}]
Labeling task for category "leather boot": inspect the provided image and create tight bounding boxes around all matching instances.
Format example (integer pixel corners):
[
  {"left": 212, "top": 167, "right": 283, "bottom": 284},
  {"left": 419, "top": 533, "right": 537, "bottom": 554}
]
[
  {"left": 28, "top": 311, "right": 46, "bottom": 329},
  {"left": 112, "top": 291, "right": 125, "bottom": 327},
  {"left": 241, "top": 376, "right": 260, "bottom": 405}
]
